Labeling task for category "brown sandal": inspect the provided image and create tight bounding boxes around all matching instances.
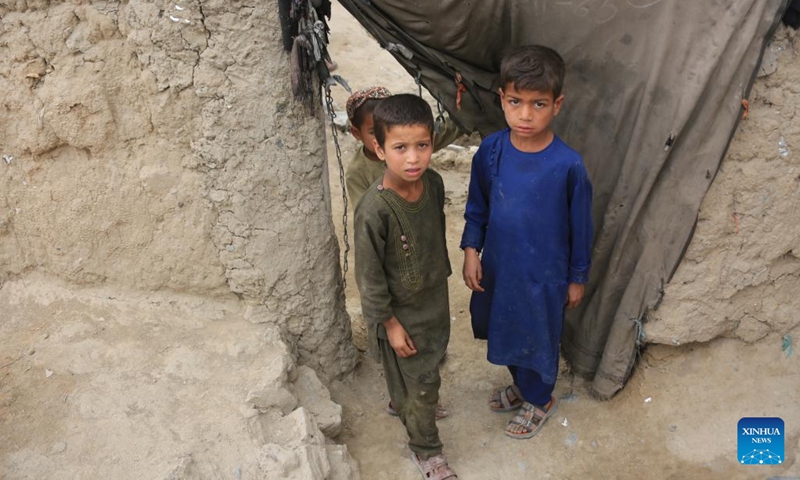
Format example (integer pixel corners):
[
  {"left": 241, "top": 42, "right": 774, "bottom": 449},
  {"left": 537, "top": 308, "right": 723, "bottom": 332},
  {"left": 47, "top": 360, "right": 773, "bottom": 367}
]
[
  {"left": 411, "top": 453, "right": 458, "bottom": 480},
  {"left": 504, "top": 397, "right": 558, "bottom": 439},
  {"left": 488, "top": 385, "right": 524, "bottom": 412}
]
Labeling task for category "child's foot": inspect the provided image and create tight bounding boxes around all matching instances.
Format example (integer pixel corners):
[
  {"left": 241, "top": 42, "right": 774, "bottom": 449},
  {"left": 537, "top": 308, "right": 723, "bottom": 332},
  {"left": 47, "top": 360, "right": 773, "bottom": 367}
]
[
  {"left": 387, "top": 401, "right": 449, "bottom": 420},
  {"left": 504, "top": 397, "right": 558, "bottom": 439},
  {"left": 411, "top": 453, "right": 458, "bottom": 480},
  {"left": 488, "top": 385, "right": 524, "bottom": 412}
]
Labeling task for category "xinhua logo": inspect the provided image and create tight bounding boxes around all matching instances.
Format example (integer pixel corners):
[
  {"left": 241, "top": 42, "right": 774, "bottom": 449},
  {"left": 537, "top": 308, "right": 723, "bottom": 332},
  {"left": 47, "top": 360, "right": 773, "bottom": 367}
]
[{"left": 738, "top": 417, "right": 784, "bottom": 465}]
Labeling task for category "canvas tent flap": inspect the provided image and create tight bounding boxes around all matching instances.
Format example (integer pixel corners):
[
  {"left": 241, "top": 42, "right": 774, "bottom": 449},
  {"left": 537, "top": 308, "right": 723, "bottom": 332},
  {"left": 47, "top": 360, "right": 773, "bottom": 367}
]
[{"left": 336, "top": 0, "right": 788, "bottom": 398}]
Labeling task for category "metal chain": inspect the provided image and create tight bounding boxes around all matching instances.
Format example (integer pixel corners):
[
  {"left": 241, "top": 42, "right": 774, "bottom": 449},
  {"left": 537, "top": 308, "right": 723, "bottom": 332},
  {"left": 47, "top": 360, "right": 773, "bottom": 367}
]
[{"left": 324, "top": 82, "right": 349, "bottom": 288}]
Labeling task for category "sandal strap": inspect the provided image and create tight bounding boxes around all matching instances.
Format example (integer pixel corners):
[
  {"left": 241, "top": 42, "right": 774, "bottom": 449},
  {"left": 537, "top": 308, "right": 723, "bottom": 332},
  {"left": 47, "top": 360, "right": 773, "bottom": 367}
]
[
  {"left": 499, "top": 388, "right": 512, "bottom": 409},
  {"left": 513, "top": 400, "right": 551, "bottom": 429},
  {"left": 416, "top": 454, "right": 457, "bottom": 480},
  {"left": 499, "top": 385, "right": 521, "bottom": 409}
]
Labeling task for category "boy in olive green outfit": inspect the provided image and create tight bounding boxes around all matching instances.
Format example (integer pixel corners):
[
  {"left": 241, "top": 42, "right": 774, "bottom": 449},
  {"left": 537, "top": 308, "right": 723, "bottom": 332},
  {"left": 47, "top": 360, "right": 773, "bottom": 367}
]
[
  {"left": 354, "top": 94, "right": 457, "bottom": 480},
  {"left": 345, "top": 86, "right": 463, "bottom": 208}
]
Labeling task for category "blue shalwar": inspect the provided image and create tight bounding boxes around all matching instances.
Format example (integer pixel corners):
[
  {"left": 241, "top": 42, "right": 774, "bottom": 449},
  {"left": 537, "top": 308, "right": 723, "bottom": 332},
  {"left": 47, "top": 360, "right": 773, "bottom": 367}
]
[{"left": 460, "top": 129, "right": 593, "bottom": 404}]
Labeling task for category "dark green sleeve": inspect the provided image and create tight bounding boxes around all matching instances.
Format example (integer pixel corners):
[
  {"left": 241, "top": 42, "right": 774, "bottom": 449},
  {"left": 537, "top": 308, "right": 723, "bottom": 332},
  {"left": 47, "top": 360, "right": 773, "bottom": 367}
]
[
  {"left": 346, "top": 164, "right": 369, "bottom": 210},
  {"left": 433, "top": 115, "right": 464, "bottom": 152},
  {"left": 354, "top": 199, "right": 394, "bottom": 326},
  {"left": 430, "top": 170, "right": 452, "bottom": 276}
]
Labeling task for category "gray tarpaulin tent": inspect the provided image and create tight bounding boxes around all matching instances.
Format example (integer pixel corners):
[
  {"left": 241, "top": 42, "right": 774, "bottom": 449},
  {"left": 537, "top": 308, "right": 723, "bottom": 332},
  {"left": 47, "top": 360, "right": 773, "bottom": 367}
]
[{"left": 336, "top": 0, "right": 788, "bottom": 399}]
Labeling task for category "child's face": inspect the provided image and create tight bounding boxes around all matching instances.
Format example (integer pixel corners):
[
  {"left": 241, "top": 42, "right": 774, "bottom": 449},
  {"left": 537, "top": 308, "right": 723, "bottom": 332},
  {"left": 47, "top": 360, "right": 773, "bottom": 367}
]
[
  {"left": 350, "top": 113, "right": 378, "bottom": 155},
  {"left": 499, "top": 83, "right": 564, "bottom": 140},
  {"left": 373, "top": 124, "right": 432, "bottom": 186}
]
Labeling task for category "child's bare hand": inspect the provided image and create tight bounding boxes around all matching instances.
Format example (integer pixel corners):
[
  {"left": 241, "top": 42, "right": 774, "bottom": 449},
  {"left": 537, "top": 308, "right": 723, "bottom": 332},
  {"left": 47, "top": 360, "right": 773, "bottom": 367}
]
[
  {"left": 462, "top": 248, "right": 485, "bottom": 292},
  {"left": 383, "top": 317, "right": 417, "bottom": 357},
  {"left": 566, "top": 283, "right": 585, "bottom": 309}
]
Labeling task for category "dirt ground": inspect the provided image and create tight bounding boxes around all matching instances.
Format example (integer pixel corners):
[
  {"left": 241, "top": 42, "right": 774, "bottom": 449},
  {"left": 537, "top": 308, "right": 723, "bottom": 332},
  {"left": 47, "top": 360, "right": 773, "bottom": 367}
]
[{"left": 324, "top": 3, "right": 800, "bottom": 479}]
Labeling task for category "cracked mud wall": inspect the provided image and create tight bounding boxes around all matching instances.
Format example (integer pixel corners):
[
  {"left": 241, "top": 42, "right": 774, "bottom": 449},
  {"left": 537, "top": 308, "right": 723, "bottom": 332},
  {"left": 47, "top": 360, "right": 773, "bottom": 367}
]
[
  {"left": 646, "top": 26, "right": 800, "bottom": 346},
  {"left": 0, "top": 0, "right": 356, "bottom": 377}
]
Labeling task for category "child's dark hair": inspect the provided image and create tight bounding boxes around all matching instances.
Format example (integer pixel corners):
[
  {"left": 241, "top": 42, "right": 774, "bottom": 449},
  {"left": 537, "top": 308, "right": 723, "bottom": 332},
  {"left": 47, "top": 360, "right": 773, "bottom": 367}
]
[
  {"left": 500, "top": 45, "right": 565, "bottom": 97},
  {"left": 352, "top": 99, "right": 381, "bottom": 129},
  {"left": 372, "top": 94, "right": 434, "bottom": 147}
]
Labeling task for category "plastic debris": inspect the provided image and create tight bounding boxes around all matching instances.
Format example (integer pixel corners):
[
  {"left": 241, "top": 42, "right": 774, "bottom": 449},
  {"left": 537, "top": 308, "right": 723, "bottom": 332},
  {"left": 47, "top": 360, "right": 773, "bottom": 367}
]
[
  {"left": 226, "top": 245, "right": 235, "bottom": 252},
  {"left": 779, "top": 137, "right": 790, "bottom": 157},
  {"left": 590, "top": 440, "right": 599, "bottom": 449},
  {"left": 517, "top": 462, "right": 527, "bottom": 472},
  {"left": 45, "top": 369, "right": 54, "bottom": 378},
  {"left": 782, "top": 334, "right": 793, "bottom": 358},
  {"left": 561, "top": 417, "right": 569, "bottom": 427},
  {"left": 644, "top": 397, "right": 653, "bottom": 404},
  {"left": 669, "top": 425, "right": 677, "bottom": 432},
  {"left": 564, "top": 433, "right": 578, "bottom": 447},
  {"left": 778, "top": 138, "right": 790, "bottom": 157},
  {"left": 175, "top": 5, "right": 185, "bottom": 10},
  {"left": 2, "top": 154, "right": 12, "bottom": 164}
]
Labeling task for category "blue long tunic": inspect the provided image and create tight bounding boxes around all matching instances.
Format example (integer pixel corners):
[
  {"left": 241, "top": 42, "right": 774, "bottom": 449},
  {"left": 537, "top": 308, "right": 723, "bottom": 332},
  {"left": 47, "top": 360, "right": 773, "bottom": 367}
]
[{"left": 460, "top": 129, "right": 593, "bottom": 384}]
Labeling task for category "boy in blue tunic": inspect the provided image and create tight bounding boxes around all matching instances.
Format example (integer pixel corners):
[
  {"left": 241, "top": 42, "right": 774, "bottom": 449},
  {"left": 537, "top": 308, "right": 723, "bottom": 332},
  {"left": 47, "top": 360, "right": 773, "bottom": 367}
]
[{"left": 460, "top": 45, "right": 593, "bottom": 439}]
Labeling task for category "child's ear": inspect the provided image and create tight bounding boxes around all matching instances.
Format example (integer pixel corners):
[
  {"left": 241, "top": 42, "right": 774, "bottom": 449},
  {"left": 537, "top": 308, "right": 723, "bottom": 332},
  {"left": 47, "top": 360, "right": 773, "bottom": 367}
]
[
  {"left": 372, "top": 139, "right": 386, "bottom": 161},
  {"left": 350, "top": 124, "right": 363, "bottom": 141},
  {"left": 553, "top": 94, "right": 565, "bottom": 116}
]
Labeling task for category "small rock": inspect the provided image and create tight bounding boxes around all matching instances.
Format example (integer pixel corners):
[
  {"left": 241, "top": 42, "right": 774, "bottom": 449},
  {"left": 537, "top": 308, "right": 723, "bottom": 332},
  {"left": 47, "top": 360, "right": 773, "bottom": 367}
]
[
  {"left": 590, "top": 440, "right": 599, "bottom": 449},
  {"left": 27, "top": 347, "right": 35, "bottom": 355},
  {"left": 43, "top": 333, "right": 49, "bottom": 339},
  {"left": 50, "top": 441, "right": 67, "bottom": 454},
  {"left": 669, "top": 425, "right": 677, "bottom": 432},
  {"left": 226, "top": 245, "right": 235, "bottom": 252},
  {"left": 45, "top": 369, "right": 54, "bottom": 378}
]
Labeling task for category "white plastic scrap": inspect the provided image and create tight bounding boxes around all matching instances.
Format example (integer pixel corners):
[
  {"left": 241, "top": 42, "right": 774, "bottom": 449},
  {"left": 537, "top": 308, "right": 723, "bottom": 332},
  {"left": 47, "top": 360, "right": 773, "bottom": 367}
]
[
  {"left": 175, "top": 5, "right": 185, "bottom": 10},
  {"left": 561, "top": 417, "right": 569, "bottom": 427},
  {"left": 45, "top": 369, "right": 54, "bottom": 378},
  {"left": 169, "top": 14, "right": 181, "bottom": 22},
  {"left": 644, "top": 397, "right": 653, "bottom": 404},
  {"left": 2, "top": 154, "right": 12, "bottom": 164},
  {"left": 779, "top": 136, "right": 790, "bottom": 158}
]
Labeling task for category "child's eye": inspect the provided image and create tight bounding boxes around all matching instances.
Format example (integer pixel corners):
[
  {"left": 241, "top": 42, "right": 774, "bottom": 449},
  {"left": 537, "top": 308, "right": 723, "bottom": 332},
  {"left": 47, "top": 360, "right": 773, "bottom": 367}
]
[
  {"left": 535, "top": 102, "right": 546, "bottom": 108},
  {"left": 509, "top": 99, "right": 520, "bottom": 106},
  {"left": 418, "top": 142, "right": 430, "bottom": 149},
  {"left": 395, "top": 145, "right": 406, "bottom": 151}
]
